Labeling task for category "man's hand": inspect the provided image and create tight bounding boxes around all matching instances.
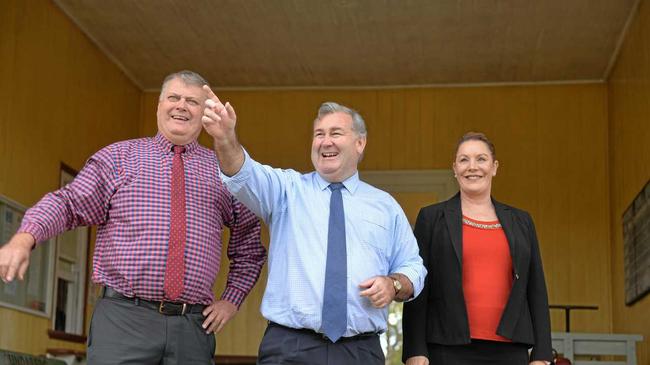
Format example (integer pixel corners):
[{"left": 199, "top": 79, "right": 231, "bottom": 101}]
[
  {"left": 201, "top": 85, "right": 245, "bottom": 176},
  {"left": 0, "top": 233, "right": 35, "bottom": 282},
  {"left": 405, "top": 356, "right": 429, "bottom": 365},
  {"left": 201, "top": 85, "right": 237, "bottom": 141},
  {"left": 201, "top": 299, "right": 238, "bottom": 334},
  {"left": 529, "top": 361, "right": 550, "bottom": 365},
  {"left": 359, "top": 276, "right": 395, "bottom": 308}
]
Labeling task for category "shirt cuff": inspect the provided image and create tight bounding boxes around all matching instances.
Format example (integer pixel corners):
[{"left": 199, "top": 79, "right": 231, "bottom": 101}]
[
  {"left": 392, "top": 268, "right": 422, "bottom": 302},
  {"left": 17, "top": 221, "right": 46, "bottom": 245},
  {"left": 221, "top": 148, "right": 252, "bottom": 195},
  {"left": 220, "top": 286, "right": 247, "bottom": 308}
]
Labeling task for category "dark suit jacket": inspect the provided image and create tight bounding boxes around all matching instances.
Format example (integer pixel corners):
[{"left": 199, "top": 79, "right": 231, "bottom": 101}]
[{"left": 402, "top": 193, "right": 552, "bottom": 363}]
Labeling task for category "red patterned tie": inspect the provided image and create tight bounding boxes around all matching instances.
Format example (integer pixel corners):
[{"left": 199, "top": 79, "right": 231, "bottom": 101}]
[{"left": 164, "top": 145, "right": 186, "bottom": 301}]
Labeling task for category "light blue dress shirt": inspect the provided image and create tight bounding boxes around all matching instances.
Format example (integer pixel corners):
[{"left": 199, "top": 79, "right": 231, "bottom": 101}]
[{"left": 222, "top": 151, "right": 426, "bottom": 336}]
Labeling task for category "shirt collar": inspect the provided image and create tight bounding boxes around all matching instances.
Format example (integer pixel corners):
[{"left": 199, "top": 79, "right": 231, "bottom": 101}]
[
  {"left": 315, "top": 171, "right": 360, "bottom": 195},
  {"left": 154, "top": 132, "right": 199, "bottom": 154}
]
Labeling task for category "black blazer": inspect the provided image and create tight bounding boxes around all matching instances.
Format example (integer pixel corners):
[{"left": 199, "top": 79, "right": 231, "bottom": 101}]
[{"left": 402, "top": 193, "right": 552, "bottom": 363}]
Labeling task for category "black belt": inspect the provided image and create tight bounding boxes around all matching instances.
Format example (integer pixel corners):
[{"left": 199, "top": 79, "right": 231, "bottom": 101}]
[
  {"left": 102, "top": 287, "right": 206, "bottom": 316},
  {"left": 268, "top": 321, "right": 378, "bottom": 343}
]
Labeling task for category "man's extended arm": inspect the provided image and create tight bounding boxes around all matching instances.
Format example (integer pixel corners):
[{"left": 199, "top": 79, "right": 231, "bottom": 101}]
[{"left": 0, "top": 153, "right": 116, "bottom": 282}]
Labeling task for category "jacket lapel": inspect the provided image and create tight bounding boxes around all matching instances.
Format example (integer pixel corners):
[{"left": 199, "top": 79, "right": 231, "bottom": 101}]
[
  {"left": 445, "top": 193, "right": 463, "bottom": 265},
  {"left": 493, "top": 199, "right": 516, "bottom": 267}
]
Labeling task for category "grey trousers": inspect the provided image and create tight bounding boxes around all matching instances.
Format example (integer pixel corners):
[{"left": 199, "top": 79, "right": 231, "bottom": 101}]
[
  {"left": 87, "top": 296, "right": 216, "bottom": 365},
  {"left": 257, "top": 323, "right": 384, "bottom": 365}
]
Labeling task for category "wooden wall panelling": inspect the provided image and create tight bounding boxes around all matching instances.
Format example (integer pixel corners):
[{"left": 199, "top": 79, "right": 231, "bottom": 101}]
[
  {"left": 222, "top": 91, "right": 272, "bottom": 168},
  {"left": 534, "top": 86, "right": 572, "bottom": 330},
  {"left": 429, "top": 88, "right": 470, "bottom": 166},
  {"left": 386, "top": 89, "right": 406, "bottom": 169},
  {"left": 608, "top": 0, "right": 650, "bottom": 362},
  {"left": 364, "top": 90, "right": 391, "bottom": 170},
  {"left": 569, "top": 87, "right": 611, "bottom": 333},
  {"left": 417, "top": 89, "right": 436, "bottom": 169},
  {"left": 0, "top": 0, "right": 15, "bottom": 191}
]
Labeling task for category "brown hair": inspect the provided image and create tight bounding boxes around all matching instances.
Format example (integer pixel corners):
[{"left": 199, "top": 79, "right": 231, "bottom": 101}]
[{"left": 455, "top": 132, "right": 496, "bottom": 159}]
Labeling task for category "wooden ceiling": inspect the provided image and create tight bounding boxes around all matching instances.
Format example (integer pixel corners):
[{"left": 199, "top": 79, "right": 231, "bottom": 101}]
[{"left": 53, "top": 0, "right": 639, "bottom": 90}]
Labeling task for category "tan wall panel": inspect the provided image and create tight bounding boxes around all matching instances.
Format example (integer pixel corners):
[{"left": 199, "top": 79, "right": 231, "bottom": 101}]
[
  {"left": 608, "top": 0, "right": 650, "bottom": 363},
  {"left": 0, "top": 0, "right": 140, "bottom": 356},
  {"left": 210, "top": 228, "right": 269, "bottom": 355},
  {"left": 0, "top": 1, "right": 16, "bottom": 183},
  {"left": 142, "top": 82, "right": 610, "bottom": 355},
  {"left": 389, "top": 192, "right": 439, "bottom": 226}
]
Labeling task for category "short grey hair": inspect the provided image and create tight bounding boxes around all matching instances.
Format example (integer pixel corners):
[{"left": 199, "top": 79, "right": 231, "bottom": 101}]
[
  {"left": 314, "top": 102, "right": 367, "bottom": 138},
  {"left": 159, "top": 70, "right": 209, "bottom": 100}
]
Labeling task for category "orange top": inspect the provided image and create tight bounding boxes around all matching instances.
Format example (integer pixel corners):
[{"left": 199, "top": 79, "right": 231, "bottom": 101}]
[{"left": 462, "top": 215, "right": 513, "bottom": 342}]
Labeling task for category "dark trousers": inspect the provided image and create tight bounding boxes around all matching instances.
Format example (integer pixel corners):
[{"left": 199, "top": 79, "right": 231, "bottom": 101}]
[
  {"left": 257, "top": 323, "right": 384, "bottom": 365},
  {"left": 87, "top": 295, "right": 216, "bottom": 365}
]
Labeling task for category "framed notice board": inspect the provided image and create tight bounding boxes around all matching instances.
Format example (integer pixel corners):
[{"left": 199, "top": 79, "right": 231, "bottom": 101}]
[
  {"left": 622, "top": 179, "right": 650, "bottom": 305},
  {"left": 0, "top": 194, "right": 55, "bottom": 317}
]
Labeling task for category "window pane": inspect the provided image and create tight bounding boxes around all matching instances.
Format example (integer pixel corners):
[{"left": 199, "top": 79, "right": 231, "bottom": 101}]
[{"left": 0, "top": 198, "right": 54, "bottom": 317}]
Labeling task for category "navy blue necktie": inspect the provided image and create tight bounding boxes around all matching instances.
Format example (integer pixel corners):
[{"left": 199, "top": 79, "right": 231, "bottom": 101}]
[{"left": 321, "top": 182, "right": 347, "bottom": 343}]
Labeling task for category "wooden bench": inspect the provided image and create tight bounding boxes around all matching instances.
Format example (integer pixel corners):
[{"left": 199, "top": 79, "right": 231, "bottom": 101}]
[{"left": 552, "top": 332, "right": 644, "bottom": 365}]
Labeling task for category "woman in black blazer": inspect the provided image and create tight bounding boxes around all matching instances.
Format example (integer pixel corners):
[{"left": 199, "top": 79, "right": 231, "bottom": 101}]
[{"left": 402, "top": 132, "right": 552, "bottom": 365}]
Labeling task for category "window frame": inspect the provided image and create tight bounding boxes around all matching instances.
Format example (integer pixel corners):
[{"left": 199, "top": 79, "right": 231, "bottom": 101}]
[{"left": 48, "top": 163, "right": 90, "bottom": 342}]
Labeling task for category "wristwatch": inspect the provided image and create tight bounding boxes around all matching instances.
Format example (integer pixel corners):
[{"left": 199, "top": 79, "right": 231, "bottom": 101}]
[{"left": 391, "top": 276, "right": 402, "bottom": 295}]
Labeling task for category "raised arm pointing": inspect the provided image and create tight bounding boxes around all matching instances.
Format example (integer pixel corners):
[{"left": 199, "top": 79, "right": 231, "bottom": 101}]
[{"left": 201, "top": 85, "right": 244, "bottom": 176}]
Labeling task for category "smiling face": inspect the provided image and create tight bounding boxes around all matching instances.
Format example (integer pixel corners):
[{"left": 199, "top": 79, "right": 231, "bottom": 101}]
[
  {"left": 311, "top": 112, "right": 367, "bottom": 183},
  {"left": 156, "top": 77, "right": 206, "bottom": 145},
  {"left": 453, "top": 139, "right": 499, "bottom": 198}
]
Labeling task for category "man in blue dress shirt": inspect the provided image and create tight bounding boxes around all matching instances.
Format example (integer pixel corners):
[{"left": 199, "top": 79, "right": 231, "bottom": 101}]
[{"left": 201, "top": 88, "right": 426, "bottom": 365}]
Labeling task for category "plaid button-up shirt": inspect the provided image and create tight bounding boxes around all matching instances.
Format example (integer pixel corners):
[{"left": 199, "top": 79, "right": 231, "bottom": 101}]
[{"left": 20, "top": 133, "right": 265, "bottom": 306}]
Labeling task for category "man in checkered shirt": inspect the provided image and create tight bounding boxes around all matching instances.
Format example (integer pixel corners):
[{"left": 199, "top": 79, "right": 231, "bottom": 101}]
[{"left": 0, "top": 70, "right": 266, "bottom": 365}]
